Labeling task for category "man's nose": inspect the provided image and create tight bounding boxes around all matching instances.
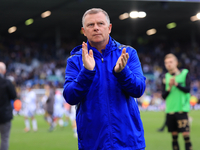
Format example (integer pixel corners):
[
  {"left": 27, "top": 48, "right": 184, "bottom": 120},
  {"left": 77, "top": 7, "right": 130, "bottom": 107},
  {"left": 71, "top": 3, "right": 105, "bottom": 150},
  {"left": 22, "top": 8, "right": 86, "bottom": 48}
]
[{"left": 93, "top": 24, "right": 99, "bottom": 31}]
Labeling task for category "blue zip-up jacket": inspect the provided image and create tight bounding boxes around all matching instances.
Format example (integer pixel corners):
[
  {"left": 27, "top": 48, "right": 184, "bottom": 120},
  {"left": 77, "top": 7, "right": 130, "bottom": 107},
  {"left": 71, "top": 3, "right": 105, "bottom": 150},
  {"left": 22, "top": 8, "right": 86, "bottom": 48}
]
[{"left": 63, "top": 37, "right": 146, "bottom": 150}]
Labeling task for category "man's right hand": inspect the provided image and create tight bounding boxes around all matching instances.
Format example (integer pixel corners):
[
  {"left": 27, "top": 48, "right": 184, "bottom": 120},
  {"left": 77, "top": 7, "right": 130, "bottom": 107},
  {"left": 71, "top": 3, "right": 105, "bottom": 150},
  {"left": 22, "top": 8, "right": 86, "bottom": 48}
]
[
  {"left": 82, "top": 42, "right": 95, "bottom": 70},
  {"left": 169, "top": 77, "right": 175, "bottom": 86},
  {"left": 168, "top": 77, "right": 175, "bottom": 91}
]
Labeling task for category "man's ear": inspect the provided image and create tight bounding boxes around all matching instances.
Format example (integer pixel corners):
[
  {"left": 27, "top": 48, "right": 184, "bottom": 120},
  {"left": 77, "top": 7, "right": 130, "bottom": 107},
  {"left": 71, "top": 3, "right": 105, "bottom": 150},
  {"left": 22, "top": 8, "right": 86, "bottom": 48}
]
[
  {"left": 81, "top": 27, "right": 86, "bottom": 37},
  {"left": 108, "top": 24, "right": 112, "bottom": 34},
  {"left": 175, "top": 61, "right": 178, "bottom": 67}
]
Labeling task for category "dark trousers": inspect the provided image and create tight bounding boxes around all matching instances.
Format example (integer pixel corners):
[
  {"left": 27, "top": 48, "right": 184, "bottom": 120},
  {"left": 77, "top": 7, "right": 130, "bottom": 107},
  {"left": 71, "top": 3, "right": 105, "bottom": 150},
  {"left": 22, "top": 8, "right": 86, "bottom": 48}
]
[{"left": 0, "top": 121, "right": 11, "bottom": 150}]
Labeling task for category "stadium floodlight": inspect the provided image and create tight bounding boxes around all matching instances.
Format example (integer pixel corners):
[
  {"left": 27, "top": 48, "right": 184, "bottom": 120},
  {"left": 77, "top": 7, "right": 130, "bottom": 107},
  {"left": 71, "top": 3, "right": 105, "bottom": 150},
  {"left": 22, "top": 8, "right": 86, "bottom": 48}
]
[
  {"left": 146, "top": 28, "right": 156, "bottom": 36},
  {"left": 119, "top": 13, "right": 129, "bottom": 20},
  {"left": 41, "top": 11, "right": 51, "bottom": 18},
  {"left": 25, "top": 18, "right": 34, "bottom": 26},
  {"left": 129, "top": 11, "right": 139, "bottom": 18},
  {"left": 190, "top": 15, "right": 198, "bottom": 22},
  {"left": 8, "top": 26, "right": 17, "bottom": 33},
  {"left": 197, "top": 12, "right": 200, "bottom": 19},
  {"left": 138, "top": 11, "right": 146, "bottom": 18},
  {"left": 166, "top": 22, "right": 176, "bottom": 29},
  {"left": 190, "top": 13, "right": 200, "bottom": 22}
]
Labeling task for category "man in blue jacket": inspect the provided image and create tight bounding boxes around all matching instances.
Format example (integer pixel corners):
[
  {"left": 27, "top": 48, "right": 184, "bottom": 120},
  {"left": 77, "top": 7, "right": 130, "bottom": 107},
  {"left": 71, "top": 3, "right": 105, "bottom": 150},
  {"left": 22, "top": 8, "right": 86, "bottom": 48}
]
[{"left": 63, "top": 8, "right": 146, "bottom": 150}]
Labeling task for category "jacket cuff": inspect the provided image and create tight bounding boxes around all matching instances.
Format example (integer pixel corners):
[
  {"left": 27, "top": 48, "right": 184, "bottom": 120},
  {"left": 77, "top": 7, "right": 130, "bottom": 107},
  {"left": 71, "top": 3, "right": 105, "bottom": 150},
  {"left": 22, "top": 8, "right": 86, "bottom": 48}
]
[
  {"left": 113, "top": 65, "right": 132, "bottom": 81},
  {"left": 77, "top": 67, "right": 96, "bottom": 88}
]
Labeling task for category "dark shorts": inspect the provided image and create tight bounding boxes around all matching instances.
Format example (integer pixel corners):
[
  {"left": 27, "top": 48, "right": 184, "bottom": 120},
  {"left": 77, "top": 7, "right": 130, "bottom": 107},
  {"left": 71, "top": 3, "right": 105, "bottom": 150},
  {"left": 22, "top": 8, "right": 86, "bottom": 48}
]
[{"left": 166, "top": 112, "right": 190, "bottom": 133}]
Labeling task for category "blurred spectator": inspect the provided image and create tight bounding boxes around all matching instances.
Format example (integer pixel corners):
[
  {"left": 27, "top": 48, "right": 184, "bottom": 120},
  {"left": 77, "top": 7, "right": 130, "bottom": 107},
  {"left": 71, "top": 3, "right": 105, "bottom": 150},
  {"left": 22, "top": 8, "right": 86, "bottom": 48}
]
[
  {"left": 0, "top": 62, "right": 17, "bottom": 150},
  {"left": 0, "top": 36, "right": 200, "bottom": 109},
  {"left": 43, "top": 83, "right": 55, "bottom": 131},
  {"left": 22, "top": 83, "right": 38, "bottom": 132}
]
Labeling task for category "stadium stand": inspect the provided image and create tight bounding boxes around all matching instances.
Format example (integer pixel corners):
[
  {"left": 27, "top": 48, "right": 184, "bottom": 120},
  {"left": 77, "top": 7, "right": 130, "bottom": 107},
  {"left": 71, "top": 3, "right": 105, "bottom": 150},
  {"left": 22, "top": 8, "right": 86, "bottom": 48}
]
[{"left": 0, "top": 36, "right": 200, "bottom": 110}]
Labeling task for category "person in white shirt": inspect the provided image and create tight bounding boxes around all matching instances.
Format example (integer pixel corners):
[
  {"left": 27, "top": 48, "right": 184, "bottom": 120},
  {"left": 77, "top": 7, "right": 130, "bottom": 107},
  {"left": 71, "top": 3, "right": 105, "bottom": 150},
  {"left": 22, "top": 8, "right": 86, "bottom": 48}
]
[
  {"left": 22, "top": 84, "right": 38, "bottom": 132},
  {"left": 70, "top": 105, "right": 77, "bottom": 138},
  {"left": 52, "top": 90, "right": 65, "bottom": 129}
]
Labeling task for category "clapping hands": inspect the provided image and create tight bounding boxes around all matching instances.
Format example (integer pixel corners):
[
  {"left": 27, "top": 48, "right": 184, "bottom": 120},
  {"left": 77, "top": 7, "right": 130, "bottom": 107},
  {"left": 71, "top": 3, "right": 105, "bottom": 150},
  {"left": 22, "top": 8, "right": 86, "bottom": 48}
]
[
  {"left": 82, "top": 42, "right": 95, "bottom": 71},
  {"left": 114, "top": 48, "right": 129, "bottom": 73}
]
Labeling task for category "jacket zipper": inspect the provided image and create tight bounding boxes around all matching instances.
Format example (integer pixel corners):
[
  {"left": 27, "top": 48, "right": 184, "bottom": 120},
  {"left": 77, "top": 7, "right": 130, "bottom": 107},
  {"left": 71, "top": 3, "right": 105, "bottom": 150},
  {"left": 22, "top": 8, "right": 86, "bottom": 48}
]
[{"left": 101, "top": 54, "right": 113, "bottom": 147}]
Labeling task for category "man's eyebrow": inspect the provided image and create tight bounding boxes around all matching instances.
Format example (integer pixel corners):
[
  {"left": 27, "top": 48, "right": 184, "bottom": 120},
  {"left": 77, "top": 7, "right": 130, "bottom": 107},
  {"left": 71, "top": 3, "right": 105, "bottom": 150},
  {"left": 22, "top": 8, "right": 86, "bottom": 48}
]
[{"left": 86, "top": 22, "right": 94, "bottom": 25}]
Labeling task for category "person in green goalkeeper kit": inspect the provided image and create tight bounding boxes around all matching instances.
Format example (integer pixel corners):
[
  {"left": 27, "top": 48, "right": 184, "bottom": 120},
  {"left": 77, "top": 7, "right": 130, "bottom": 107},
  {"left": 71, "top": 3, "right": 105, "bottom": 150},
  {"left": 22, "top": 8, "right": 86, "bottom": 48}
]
[{"left": 162, "top": 53, "right": 192, "bottom": 150}]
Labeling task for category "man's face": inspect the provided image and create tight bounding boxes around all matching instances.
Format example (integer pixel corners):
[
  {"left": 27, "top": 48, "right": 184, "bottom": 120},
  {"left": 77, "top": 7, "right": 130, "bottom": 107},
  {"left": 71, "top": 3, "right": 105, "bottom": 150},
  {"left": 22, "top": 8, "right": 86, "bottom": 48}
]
[
  {"left": 82, "top": 12, "right": 112, "bottom": 45},
  {"left": 26, "top": 87, "right": 31, "bottom": 91},
  {"left": 164, "top": 57, "right": 178, "bottom": 72}
]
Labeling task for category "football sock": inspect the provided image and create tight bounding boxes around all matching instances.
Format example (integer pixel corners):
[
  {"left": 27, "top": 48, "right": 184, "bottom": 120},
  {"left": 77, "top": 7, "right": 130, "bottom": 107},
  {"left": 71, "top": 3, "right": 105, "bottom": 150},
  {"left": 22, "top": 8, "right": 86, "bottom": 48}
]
[
  {"left": 32, "top": 119, "right": 38, "bottom": 131},
  {"left": 183, "top": 135, "right": 192, "bottom": 150},
  {"left": 47, "top": 116, "right": 52, "bottom": 124},
  {"left": 58, "top": 119, "right": 64, "bottom": 127},
  {"left": 25, "top": 119, "right": 30, "bottom": 130},
  {"left": 172, "top": 135, "right": 179, "bottom": 150}
]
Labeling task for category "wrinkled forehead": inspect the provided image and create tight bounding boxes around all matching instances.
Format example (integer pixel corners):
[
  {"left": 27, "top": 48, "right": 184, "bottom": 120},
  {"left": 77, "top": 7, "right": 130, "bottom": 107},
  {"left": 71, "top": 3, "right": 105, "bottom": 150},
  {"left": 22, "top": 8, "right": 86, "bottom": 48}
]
[{"left": 83, "top": 12, "right": 109, "bottom": 27}]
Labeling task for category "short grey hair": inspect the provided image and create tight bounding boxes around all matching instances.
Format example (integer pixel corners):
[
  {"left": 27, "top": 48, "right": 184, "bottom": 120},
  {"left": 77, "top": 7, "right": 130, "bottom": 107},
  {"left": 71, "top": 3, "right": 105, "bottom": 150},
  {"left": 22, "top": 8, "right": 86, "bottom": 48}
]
[{"left": 82, "top": 8, "right": 110, "bottom": 27}]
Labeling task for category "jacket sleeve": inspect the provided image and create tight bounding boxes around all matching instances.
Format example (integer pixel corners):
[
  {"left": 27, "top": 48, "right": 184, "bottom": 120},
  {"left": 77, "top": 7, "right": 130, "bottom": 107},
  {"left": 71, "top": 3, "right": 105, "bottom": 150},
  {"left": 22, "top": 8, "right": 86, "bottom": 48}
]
[
  {"left": 176, "top": 72, "right": 190, "bottom": 93},
  {"left": 7, "top": 80, "right": 17, "bottom": 101},
  {"left": 63, "top": 56, "right": 96, "bottom": 105},
  {"left": 161, "top": 75, "right": 169, "bottom": 99},
  {"left": 113, "top": 47, "right": 146, "bottom": 98}
]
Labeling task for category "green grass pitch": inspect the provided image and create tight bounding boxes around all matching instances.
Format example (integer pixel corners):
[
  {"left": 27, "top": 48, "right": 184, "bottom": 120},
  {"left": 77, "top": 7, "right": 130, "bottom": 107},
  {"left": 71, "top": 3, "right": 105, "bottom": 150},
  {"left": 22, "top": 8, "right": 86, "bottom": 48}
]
[{"left": 9, "top": 110, "right": 200, "bottom": 150}]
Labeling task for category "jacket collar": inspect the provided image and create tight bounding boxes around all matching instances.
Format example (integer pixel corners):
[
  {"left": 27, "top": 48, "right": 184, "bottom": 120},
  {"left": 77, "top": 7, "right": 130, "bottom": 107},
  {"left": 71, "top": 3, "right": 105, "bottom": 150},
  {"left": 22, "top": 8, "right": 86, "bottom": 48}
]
[
  {"left": 70, "top": 36, "right": 120, "bottom": 56},
  {"left": 87, "top": 36, "right": 118, "bottom": 56}
]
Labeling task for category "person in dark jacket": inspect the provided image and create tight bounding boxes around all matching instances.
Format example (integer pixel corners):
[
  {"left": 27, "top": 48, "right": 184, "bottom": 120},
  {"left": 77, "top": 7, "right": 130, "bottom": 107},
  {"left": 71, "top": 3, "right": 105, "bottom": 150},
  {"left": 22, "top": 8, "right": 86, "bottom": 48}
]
[
  {"left": 0, "top": 62, "right": 17, "bottom": 150},
  {"left": 63, "top": 8, "right": 146, "bottom": 150},
  {"left": 43, "top": 83, "right": 55, "bottom": 131}
]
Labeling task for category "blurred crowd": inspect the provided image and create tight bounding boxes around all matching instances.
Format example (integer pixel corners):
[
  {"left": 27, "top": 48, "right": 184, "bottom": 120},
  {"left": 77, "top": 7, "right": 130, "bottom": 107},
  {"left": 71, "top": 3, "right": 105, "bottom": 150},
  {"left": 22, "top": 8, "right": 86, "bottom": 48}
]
[
  {"left": 0, "top": 36, "right": 200, "bottom": 109},
  {"left": 0, "top": 37, "right": 76, "bottom": 88},
  {"left": 136, "top": 39, "right": 200, "bottom": 110}
]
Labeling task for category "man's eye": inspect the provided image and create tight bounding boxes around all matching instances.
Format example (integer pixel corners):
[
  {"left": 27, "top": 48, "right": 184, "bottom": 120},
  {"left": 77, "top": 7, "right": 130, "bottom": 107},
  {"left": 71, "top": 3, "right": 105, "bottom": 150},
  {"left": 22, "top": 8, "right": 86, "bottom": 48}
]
[{"left": 88, "top": 24, "right": 94, "bottom": 27}]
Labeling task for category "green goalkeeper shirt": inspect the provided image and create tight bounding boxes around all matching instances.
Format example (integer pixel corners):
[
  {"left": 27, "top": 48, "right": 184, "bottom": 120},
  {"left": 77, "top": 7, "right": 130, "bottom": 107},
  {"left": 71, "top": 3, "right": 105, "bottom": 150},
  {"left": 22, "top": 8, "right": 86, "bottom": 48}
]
[{"left": 164, "top": 69, "right": 190, "bottom": 113}]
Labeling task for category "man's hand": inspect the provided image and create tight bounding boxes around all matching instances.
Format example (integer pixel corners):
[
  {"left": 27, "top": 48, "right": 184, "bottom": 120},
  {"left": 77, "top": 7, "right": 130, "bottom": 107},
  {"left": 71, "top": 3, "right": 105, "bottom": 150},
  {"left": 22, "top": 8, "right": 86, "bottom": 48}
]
[
  {"left": 82, "top": 42, "right": 95, "bottom": 70},
  {"left": 114, "top": 48, "right": 129, "bottom": 73},
  {"left": 168, "top": 77, "right": 175, "bottom": 91},
  {"left": 169, "top": 77, "right": 175, "bottom": 87},
  {"left": 173, "top": 78, "right": 178, "bottom": 86}
]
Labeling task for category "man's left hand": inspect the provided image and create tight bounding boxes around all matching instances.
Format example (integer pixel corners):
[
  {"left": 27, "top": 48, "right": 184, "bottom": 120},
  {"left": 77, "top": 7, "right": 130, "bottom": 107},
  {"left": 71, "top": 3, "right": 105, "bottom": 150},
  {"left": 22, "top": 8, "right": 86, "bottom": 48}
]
[{"left": 114, "top": 48, "right": 129, "bottom": 73}]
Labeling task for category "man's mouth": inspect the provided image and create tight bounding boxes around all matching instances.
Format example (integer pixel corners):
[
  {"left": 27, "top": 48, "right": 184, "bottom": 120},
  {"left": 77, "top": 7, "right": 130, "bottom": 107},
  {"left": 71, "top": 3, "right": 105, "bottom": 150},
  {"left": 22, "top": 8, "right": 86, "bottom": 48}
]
[{"left": 93, "top": 34, "right": 101, "bottom": 36}]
